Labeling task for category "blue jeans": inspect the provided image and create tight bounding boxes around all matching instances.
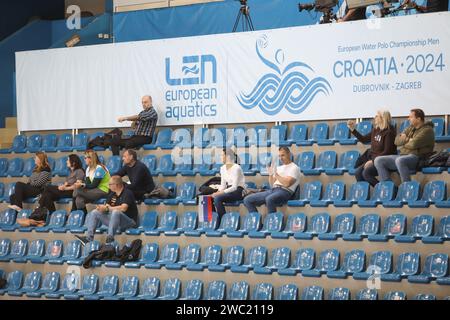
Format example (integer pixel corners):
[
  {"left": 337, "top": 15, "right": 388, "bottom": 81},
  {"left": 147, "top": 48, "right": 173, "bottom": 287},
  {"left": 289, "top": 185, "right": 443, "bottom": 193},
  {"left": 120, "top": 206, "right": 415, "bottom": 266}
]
[
  {"left": 213, "top": 187, "right": 244, "bottom": 217},
  {"left": 86, "top": 209, "right": 136, "bottom": 240},
  {"left": 243, "top": 187, "right": 292, "bottom": 214},
  {"left": 374, "top": 154, "right": 419, "bottom": 183}
]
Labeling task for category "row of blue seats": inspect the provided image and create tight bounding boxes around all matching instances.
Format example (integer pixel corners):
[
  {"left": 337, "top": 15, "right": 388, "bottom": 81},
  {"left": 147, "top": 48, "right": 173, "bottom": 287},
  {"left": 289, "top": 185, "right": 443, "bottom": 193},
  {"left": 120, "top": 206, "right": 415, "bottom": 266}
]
[
  {"left": 1, "top": 270, "right": 441, "bottom": 300},
  {"left": 1, "top": 237, "right": 449, "bottom": 285},
  {"left": 2, "top": 118, "right": 449, "bottom": 154},
  {"left": 0, "top": 154, "right": 121, "bottom": 178},
  {"left": 1, "top": 207, "right": 449, "bottom": 243}
]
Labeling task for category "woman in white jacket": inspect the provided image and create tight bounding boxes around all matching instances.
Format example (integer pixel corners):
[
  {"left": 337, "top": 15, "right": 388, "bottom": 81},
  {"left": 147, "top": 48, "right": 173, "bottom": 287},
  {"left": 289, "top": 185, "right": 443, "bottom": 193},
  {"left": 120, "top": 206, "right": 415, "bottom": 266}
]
[{"left": 211, "top": 148, "right": 245, "bottom": 219}]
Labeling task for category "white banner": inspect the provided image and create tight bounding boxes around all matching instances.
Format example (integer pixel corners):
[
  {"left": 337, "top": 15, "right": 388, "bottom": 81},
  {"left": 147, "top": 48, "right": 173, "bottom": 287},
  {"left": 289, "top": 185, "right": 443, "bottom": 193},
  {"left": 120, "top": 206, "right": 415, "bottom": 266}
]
[{"left": 16, "top": 12, "right": 450, "bottom": 131}]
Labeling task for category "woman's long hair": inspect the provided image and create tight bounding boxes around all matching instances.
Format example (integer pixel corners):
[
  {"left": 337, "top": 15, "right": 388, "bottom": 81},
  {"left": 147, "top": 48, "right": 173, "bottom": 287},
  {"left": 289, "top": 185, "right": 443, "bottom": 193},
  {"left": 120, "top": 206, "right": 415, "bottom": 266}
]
[
  {"left": 375, "top": 110, "right": 392, "bottom": 130},
  {"left": 68, "top": 154, "right": 85, "bottom": 173},
  {"left": 33, "top": 151, "right": 50, "bottom": 173},
  {"left": 84, "top": 150, "right": 108, "bottom": 172}
]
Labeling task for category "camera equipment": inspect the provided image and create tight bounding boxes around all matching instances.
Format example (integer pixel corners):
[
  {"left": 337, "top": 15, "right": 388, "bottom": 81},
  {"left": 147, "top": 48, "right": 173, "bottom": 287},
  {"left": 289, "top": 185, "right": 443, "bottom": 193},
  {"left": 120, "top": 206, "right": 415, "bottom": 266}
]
[
  {"left": 298, "top": 0, "right": 339, "bottom": 23},
  {"left": 233, "top": 0, "right": 255, "bottom": 32}
]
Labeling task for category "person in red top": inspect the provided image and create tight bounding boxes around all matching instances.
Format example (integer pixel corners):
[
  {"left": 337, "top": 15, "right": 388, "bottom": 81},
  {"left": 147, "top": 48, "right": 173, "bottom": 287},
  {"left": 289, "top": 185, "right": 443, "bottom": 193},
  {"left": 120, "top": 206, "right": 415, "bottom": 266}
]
[{"left": 347, "top": 110, "right": 396, "bottom": 187}]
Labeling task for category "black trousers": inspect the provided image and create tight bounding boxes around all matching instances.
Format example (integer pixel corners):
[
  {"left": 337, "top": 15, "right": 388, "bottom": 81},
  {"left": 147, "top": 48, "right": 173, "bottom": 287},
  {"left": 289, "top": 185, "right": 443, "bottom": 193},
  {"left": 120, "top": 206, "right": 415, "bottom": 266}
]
[
  {"left": 355, "top": 163, "right": 379, "bottom": 187},
  {"left": 10, "top": 182, "right": 41, "bottom": 208},
  {"left": 39, "top": 185, "right": 74, "bottom": 212},
  {"left": 110, "top": 135, "right": 151, "bottom": 156}
]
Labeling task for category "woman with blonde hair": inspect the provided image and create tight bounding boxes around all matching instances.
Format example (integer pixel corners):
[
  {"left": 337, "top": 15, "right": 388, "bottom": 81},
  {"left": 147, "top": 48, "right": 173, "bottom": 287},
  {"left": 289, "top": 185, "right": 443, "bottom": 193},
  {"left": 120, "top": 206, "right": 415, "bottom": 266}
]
[
  {"left": 347, "top": 110, "right": 396, "bottom": 187},
  {"left": 9, "top": 152, "right": 52, "bottom": 211},
  {"left": 73, "top": 150, "right": 110, "bottom": 213}
]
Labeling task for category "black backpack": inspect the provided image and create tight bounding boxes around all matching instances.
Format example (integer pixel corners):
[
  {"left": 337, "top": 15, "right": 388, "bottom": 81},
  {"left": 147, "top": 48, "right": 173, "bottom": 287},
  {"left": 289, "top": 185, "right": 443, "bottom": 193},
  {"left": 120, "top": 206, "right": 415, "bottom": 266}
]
[
  {"left": 113, "top": 239, "right": 142, "bottom": 264},
  {"left": 426, "top": 150, "right": 449, "bottom": 167}
]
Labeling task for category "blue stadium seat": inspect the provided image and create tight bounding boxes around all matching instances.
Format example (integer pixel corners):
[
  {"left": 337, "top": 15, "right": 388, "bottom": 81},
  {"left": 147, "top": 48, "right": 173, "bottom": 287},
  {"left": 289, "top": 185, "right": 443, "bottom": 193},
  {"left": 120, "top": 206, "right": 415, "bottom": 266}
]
[
  {"left": 368, "top": 214, "right": 406, "bottom": 242},
  {"left": 435, "top": 119, "right": 450, "bottom": 142},
  {"left": 0, "top": 158, "right": 8, "bottom": 177},
  {"left": 408, "top": 253, "right": 448, "bottom": 283},
  {"left": 237, "top": 153, "right": 256, "bottom": 176},
  {"left": 7, "top": 158, "right": 24, "bottom": 177},
  {"left": 334, "top": 182, "right": 370, "bottom": 207},
  {"left": 328, "top": 287, "right": 350, "bottom": 300},
  {"left": 356, "top": 120, "right": 373, "bottom": 138},
  {"left": 111, "top": 276, "right": 140, "bottom": 300},
  {"left": 422, "top": 216, "right": 450, "bottom": 244},
  {"left": 46, "top": 272, "right": 80, "bottom": 299},
  {"left": 88, "top": 132, "right": 105, "bottom": 151},
  {"left": 9, "top": 135, "right": 27, "bottom": 153},
  {"left": 0, "top": 183, "right": 4, "bottom": 202},
  {"left": 180, "top": 279, "right": 203, "bottom": 300},
  {"left": 356, "top": 288, "right": 378, "bottom": 300},
  {"left": 191, "top": 153, "right": 210, "bottom": 176},
  {"left": 187, "top": 245, "right": 223, "bottom": 272},
  {"left": 84, "top": 275, "right": 119, "bottom": 300},
  {"left": 193, "top": 127, "right": 210, "bottom": 148},
  {"left": 295, "top": 212, "right": 330, "bottom": 240},
  {"left": 151, "top": 128, "right": 173, "bottom": 149},
  {"left": 144, "top": 182, "right": 176, "bottom": 205},
  {"left": 319, "top": 213, "right": 355, "bottom": 240},
  {"left": 301, "top": 286, "right": 324, "bottom": 300},
  {"left": 284, "top": 124, "right": 309, "bottom": 146},
  {"left": 124, "top": 243, "right": 158, "bottom": 269},
  {"left": 27, "top": 272, "right": 60, "bottom": 298},
  {"left": 229, "top": 281, "right": 249, "bottom": 300},
  {"left": 436, "top": 196, "right": 450, "bottom": 208},
  {"left": 254, "top": 247, "right": 291, "bottom": 275},
  {"left": 40, "top": 134, "right": 58, "bottom": 152},
  {"left": 157, "top": 154, "right": 175, "bottom": 176},
  {"left": 279, "top": 248, "right": 315, "bottom": 276},
  {"left": 195, "top": 152, "right": 215, "bottom": 176},
  {"left": 383, "top": 181, "right": 420, "bottom": 207},
  {"left": 409, "top": 180, "right": 446, "bottom": 208},
  {"left": 142, "top": 155, "right": 157, "bottom": 174},
  {"left": 343, "top": 213, "right": 380, "bottom": 241},
  {"left": 166, "top": 243, "right": 201, "bottom": 270},
  {"left": 310, "top": 181, "right": 345, "bottom": 207},
  {"left": 358, "top": 181, "right": 395, "bottom": 207},
  {"left": 172, "top": 128, "right": 192, "bottom": 149},
  {"left": 146, "top": 243, "right": 179, "bottom": 269},
  {"left": 227, "top": 212, "right": 261, "bottom": 238},
  {"left": 208, "top": 212, "right": 240, "bottom": 237},
  {"left": 296, "top": 152, "right": 316, "bottom": 175},
  {"left": 188, "top": 211, "right": 219, "bottom": 236},
  {"left": 43, "top": 240, "right": 64, "bottom": 264},
  {"left": 384, "top": 291, "right": 406, "bottom": 300},
  {"left": 229, "top": 126, "right": 246, "bottom": 148},
  {"left": 253, "top": 283, "right": 273, "bottom": 300},
  {"left": 72, "top": 133, "right": 88, "bottom": 151},
  {"left": 1, "top": 271, "right": 25, "bottom": 296},
  {"left": 272, "top": 212, "right": 307, "bottom": 239},
  {"left": 105, "top": 156, "right": 121, "bottom": 174},
  {"left": 431, "top": 117, "right": 445, "bottom": 138},
  {"left": 288, "top": 181, "right": 322, "bottom": 207},
  {"left": 2, "top": 183, "right": 16, "bottom": 205},
  {"left": 135, "top": 277, "right": 159, "bottom": 300},
  {"left": 20, "top": 158, "right": 34, "bottom": 177},
  {"left": 254, "top": 152, "right": 272, "bottom": 175},
  {"left": 230, "top": 246, "right": 267, "bottom": 274},
  {"left": 25, "top": 134, "right": 43, "bottom": 153},
  {"left": 163, "top": 182, "right": 196, "bottom": 205},
  {"left": 146, "top": 211, "right": 177, "bottom": 236},
  {"left": 53, "top": 156, "right": 70, "bottom": 176},
  {"left": 328, "top": 249, "right": 365, "bottom": 279},
  {"left": 165, "top": 211, "right": 197, "bottom": 237},
  {"left": 66, "top": 240, "right": 100, "bottom": 266},
  {"left": 48, "top": 240, "right": 81, "bottom": 265},
  {"left": 205, "top": 280, "right": 226, "bottom": 300},
  {"left": 54, "top": 210, "right": 85, "bottom": 233},
  {"left": 26, "top": 239, "right": 46, "bottom": 264},
  {"left": 414, "top": 294, "right": 436, "bottom": 300},
  {"left": 0, "top": 209, "right": 17, "bottom": 231},
  {"left": 326, "top": 150, "right": 360, "bottom": 175},
  {"left": 309, "top": 123, "right": 332, "bottom": 145},
  {"left": 395, "top": 215, "right": 434, "bottom": 243},
  {"left": 302, "top": 249, "right": 339, "bottom": 277},
  {"left": 176, "top": 154, "right": 195, "bottom": 177},
  {"left": 158, "top": 278, "right": 181, "bottom": 300},
  {"left": 209, "top": 127, "right": 227, "bottom": 148},
  {"left": 126, "top": 211, "right": 157, "bottom": 236},
  {"left": 248, "top": 212, "right": 283, "bottom": 238},
  {"left": 268, "top": 125, "right": 287, "bottom": 146},
  {"left": 353, "top": 251, "right": 393, "bottom": 280},
  {"left": 277, "top": 284, "right": 298, "bottom": 300},
  {"left": 255, "top": 126, "right": 269, "bottom": 147},
  {"left": 56, "top": 133, "right": 73, "bottom": 152},
  {"left": 381, "top": 252, "right": 420, "bottom": 282},
  {"left": 303, "top": 151, "right": 337, "bottom": 175},
  {"left": 8, "top": 239, "right": 28, "bottom": 263},
  {"left": 64, "top": 274, "right": 99, "bottom": 300},
  {"left": 35, "top": 210, "right": 67, "bottom": 233}
]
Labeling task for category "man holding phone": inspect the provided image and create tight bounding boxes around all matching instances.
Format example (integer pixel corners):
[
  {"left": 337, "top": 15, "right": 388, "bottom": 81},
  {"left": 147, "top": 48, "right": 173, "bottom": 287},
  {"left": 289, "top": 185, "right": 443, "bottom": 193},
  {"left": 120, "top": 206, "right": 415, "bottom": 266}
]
[{"left": 75, "top": 175, "right": 137, "bottom": 245}]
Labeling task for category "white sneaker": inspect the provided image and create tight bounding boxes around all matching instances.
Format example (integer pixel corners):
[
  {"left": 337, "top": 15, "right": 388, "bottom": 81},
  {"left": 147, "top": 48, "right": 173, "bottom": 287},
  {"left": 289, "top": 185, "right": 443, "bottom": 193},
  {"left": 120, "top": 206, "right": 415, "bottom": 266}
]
[{"left": 8, "top": 205, "right": 22, "bottom": 212}]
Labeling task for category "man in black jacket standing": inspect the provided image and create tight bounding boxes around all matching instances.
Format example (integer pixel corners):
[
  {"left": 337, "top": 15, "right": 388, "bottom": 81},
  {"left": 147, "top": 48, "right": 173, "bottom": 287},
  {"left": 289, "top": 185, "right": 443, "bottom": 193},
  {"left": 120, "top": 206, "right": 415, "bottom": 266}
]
[{"left": 114, "top": 149, "right": 155, "bottom": 201}]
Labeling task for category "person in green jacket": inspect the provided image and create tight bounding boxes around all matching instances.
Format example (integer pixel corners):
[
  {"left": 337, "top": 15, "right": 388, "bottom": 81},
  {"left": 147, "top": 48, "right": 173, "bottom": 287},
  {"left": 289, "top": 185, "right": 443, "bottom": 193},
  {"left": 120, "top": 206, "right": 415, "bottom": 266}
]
[{"left": 374, "top": 108, "right": 435, "bottom": 183}]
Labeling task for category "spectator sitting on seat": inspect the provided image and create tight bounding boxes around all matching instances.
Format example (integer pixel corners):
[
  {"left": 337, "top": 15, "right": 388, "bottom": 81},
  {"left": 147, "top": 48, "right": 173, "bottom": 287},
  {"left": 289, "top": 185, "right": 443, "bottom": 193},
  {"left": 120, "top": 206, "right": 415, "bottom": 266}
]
[
  {"left": 374, "top": 108, "right": 435, "bottom": 183},
  {"left": 243, "top": 147, "right": 301, "bottom": 214},
  {"left": 72, "top": 150, "right": 110, "bottom": 214},
  {"left": 211, "top": 148, "right": 246, "bottom": 219},
  {"left": 38, "top": 154, "right": 85, "bottom": 213},
  {"left": 75, "top": 175, "right": 137, "bottom": 245},
  {"left": 347, "top": 110, "right": 396, "bottom": 187},
  {"left": 8, "top": 152, "right": 52, "bottom": 212},
  {"left": 113, "top": 149, "right": 155, "bottom": 201},
  {"left": 111, "top": 95, "right": 158, "bottom": 156}
]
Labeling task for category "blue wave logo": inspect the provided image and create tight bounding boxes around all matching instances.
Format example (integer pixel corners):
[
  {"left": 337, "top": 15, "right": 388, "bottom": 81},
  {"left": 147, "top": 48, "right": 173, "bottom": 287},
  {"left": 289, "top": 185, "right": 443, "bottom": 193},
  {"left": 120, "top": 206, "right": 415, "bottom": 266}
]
[
  {"left": 238, "top": 36, "right": 332, "bottom": 115},
  {"left": 182, "top": 65, "right": 199, "bottom": 75}
]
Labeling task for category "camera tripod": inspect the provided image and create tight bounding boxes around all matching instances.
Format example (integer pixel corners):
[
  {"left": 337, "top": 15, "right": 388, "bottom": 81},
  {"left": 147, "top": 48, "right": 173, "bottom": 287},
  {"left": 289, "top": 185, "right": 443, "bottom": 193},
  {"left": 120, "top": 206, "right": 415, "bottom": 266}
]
[{"left": 232, "top": 0, "right": 255, "bottom": 32}]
